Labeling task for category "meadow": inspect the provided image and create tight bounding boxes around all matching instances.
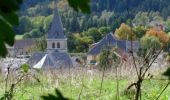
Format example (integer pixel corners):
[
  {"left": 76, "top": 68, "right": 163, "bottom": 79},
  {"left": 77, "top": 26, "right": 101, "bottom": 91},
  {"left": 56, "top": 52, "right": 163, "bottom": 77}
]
[{"left": 0, "top": 67, "right": 169, "bottom": 100}]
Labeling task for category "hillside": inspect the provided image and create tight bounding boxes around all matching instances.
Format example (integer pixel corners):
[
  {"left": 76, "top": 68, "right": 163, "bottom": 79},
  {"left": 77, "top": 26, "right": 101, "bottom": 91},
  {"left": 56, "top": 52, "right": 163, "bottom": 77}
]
[
  {"left": 15, "top": 0, "right": 170, "bottom": 52},
  {"left": 16, "top": 0, "right": 170, "bottom": 34}
]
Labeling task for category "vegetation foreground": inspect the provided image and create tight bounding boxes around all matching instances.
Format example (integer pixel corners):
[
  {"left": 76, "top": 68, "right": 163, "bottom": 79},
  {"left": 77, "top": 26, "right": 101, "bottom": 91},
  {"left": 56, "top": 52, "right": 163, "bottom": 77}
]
[{"left": 0, "top": 68, "right": 169, "bottom": 100}]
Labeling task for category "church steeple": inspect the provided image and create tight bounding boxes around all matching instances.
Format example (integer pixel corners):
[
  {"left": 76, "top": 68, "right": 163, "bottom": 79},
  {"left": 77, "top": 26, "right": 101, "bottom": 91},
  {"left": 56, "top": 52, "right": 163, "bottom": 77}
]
[
  {"left": 46, "top": 1, "right": 67, "bottom": 53},
  {"left": 47, "top": 1, "right": 65, "bottom": 39}
]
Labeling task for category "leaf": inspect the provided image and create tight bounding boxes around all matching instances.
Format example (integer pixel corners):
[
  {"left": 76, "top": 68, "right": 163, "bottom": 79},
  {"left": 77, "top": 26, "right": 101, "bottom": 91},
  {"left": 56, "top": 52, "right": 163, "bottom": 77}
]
[
  {"left": 21, "top": 64, "right": 30, "bottom": 73},
  {"left": 67, "top": 0, "right": 90, "bottom": 13},
  {"left": 163, "top": 68, "right": 170, "bottom": 80},
  {"left": 0, "top": 0, "right": 23, "bottom": 13},
  {"left": 0, "top": 19, "right": 15, "bottom": 57},
  {"left": 0, "top": 96, "right": 5, "bottom": 100},
  {"left": 41, "top": 88, "right": 69, "bottom": 100},
  {"left": 0, "top": 37, "right": 7, "bottom": 57},
  {"left": 0, "top": 11, "right": 19, "bottom": 25},
  {"left": 0, "top": 0, "right": 23, "bottom": 57},
  {"left": 0, "top": 19, "right": 15, "bottom": 46}
]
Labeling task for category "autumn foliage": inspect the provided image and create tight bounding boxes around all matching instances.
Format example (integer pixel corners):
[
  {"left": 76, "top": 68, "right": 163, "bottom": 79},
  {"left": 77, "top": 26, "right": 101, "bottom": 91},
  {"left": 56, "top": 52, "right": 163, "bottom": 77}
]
[
  {"left": 115, "top": 23, "right": 136, "bottom": 41},
  {"left": 146, "top": 28, "right": 169, "bottom": 43}
]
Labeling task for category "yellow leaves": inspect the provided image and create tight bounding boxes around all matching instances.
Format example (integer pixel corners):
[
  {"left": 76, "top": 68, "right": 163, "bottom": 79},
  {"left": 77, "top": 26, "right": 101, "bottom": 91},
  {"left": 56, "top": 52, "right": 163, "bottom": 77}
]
[
  {"left": 146, "top": 28, "right": 169, "bottom": 43},
  {"left": 115, "top": 23, "right": 136, "bottom": 41}
]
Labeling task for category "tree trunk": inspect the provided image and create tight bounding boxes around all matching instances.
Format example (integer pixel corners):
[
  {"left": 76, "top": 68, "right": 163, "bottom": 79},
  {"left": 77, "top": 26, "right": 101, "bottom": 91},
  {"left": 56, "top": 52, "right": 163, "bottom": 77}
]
[{"left": 135, "top": 78, "right": 142, "bottom": 100}]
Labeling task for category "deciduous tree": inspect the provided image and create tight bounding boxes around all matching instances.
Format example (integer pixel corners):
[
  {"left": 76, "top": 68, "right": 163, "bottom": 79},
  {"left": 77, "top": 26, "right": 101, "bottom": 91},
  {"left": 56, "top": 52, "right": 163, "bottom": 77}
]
[{"left": 115, "top": 23, "right": 136, "bottom": 40}]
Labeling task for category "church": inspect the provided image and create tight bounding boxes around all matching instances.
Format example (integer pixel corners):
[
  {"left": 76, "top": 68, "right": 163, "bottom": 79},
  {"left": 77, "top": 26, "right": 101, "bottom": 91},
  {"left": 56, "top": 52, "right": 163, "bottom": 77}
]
[{"left": 27, "top": 6, "right": 73, "bottom": 69}]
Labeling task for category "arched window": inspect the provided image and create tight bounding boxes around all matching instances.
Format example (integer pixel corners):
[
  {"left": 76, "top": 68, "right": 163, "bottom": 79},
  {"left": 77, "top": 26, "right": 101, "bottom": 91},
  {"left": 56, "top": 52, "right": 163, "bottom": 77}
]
[
  {"left": 52, "top": 42, "right": 55, "bottom": 48},
  {"left": 57, "top": 42, "right": 60, "bottom": 48}
]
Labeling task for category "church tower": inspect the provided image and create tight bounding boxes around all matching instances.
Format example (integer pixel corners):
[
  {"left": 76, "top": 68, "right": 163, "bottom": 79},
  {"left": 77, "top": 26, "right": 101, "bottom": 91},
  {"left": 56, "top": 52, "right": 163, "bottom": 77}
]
[{"left": 47, "top": 4, "right": 67, "bottom": 53}]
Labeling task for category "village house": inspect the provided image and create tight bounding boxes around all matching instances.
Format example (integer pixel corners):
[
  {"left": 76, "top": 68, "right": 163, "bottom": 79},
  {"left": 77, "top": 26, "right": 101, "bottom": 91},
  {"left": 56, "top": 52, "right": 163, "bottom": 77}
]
[
  {"left": 87, "top": 32, "right": 140, "bottom": 67},
  {"left": 7, "top": 39, "right": 36, "bottom": 57}
]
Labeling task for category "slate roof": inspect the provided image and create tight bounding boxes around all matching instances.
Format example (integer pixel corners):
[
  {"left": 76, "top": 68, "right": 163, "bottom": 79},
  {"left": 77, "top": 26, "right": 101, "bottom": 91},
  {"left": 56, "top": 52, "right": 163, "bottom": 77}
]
[
  {"left": 87, "top": 33, "right": 117, "bottom": 55},
  {"left": 27, "top": 52, "right": 45, "bottom": 66},
  {"left": 27, "top": 51, "right": 73, "bottom": 69},
  {"left": 14, "top": 39, "right": 36, "bottom": 49},
  {"left": 116, "top": 40, "right": 127, "bottom": 51},
  {"left": 47, "top": 7, "right": 65, "bottom": 39},
  {"left": 87, "top": 32, "right": 140, "bottom": 55}
]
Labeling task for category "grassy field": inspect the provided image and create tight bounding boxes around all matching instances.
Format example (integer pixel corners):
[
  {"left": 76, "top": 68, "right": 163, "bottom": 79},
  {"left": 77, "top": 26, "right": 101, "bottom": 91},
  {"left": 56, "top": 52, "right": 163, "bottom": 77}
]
[{"left": 0, "top": 68, "right": 170, "bottom": 100}]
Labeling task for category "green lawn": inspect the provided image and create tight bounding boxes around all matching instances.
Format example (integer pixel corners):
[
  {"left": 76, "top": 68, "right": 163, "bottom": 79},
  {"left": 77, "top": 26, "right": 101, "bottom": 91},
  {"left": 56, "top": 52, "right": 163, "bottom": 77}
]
[
  {"left": 15, "top": 35, "right": 24, "bottom": 40},
  {"left": 0, "top": 69, "right": 170, "bottom": 100}
]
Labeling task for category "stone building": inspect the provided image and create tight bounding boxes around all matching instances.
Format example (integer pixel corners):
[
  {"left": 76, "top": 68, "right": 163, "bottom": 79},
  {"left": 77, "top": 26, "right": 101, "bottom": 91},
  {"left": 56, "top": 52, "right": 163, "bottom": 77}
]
[
  {"left": 87, "top": 32, "right": 140, "bottom": 67},
  {"left": 27, "top": 6, "right": 72, "bottom": 69}
]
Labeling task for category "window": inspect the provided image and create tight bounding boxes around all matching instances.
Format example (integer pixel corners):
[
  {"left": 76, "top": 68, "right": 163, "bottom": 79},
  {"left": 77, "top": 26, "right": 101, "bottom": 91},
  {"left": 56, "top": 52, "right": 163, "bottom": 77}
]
[
  {"left": 52, "top": 42, "right": 55, "bottom": 48},
  {"left": 57, "top": 42, "right": 60, "bottom": 48}
]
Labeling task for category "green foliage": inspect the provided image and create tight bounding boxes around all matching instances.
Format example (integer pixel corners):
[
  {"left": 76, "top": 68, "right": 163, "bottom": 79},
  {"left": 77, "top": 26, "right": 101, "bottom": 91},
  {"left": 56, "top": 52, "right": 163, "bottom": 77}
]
[
  {"left": 68, "top": 26, "right": 111, "bottom": 53},
  {"left": 41, "top": 88, "right": 69, "bottom": 100},
  {"left": 17, "top": 16, "right": 32, "bottom": 34},
  {"left": 43, "top": 15, "right": 53, "bottom": 32},
  {"left": 164, "top": 17, "right": 170, "bottom": 32},
  {"left": 86, "top": 27, "right": 102, "bottom": 42},
  {"left": 18, "top": 0, "right": 170, "bottom": 37},
  {"left": 140, "top": 35, "right": 162, "bottom": 50},
  {"left": 133, "top": 26, "right": 147, "bottom": 39},
  {"left": 21, "top": 64, "right": 30, "bottom": 73},
  {"left": 73, "top": 34, "right": 93, "bottom": 52},
  {"left": 23, "top": 29, "right": 44, "bottom": 38},
  {"left": 98, "top": 27, "right": 111, "bottom": 37},
  {"left": 31, "top": 16, "right": 45, "bottom": 29},
  {"left": 163, "top": 68, "right": 170, "bottom": 80},
  {"left": 0, "top": 0, "right": 23, "bottom": 57},
  {"left": 67, "top": 0, "right": 90, "bottom": 13},
  {"left": 98, "top": 48, "right": 111, "bottom": 70},
  {"left": 0, "top": 19, "right": 15, "bottom": 57},
  {"left": 28, "top": 36, "right": 47, "bottom": 52},
  {"left": 23, "top": 32, "right": 32, "bottom": 39},
  {"left": 133, "top": 12, "right": 149, "bottom": 27}
]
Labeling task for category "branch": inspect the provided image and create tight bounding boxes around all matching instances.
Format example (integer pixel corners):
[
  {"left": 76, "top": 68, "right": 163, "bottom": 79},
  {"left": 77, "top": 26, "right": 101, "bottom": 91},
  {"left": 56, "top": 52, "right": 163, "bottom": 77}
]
[
  {"left": 142, "top": 48, "right": 163, "bottom": 78},
  {"left": 155, "top": 80, "right": 170, "bottom": 100}
]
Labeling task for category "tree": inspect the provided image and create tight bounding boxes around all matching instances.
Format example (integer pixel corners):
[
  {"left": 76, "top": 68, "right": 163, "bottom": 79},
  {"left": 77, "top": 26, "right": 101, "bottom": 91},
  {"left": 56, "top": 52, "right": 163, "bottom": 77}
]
[
  {"left": 27, "top": 36, "right": 47, "bottom": 52},
  {"left": 73, "top": 34, "right": 93, "bottom": 52},
  {"left": 17, "top": 16, "right": 32, "bottom": 34},
  {"left": 85, "top": 27, "right": 102, "bottom": 42},
  {"left": 141, "top": 35, "right": 162, "bottom": 50},
  {"left": 146, "top": 28, "right": 169, "bottom": 43},
  {"left": 29, "top": 29, "right": 44, "bottom": 38},
  {"left": 70, "top": 17, "right": 80, "bottom": 32},
  {"left": 132, "top": 12, "right": 149, "bottom": 27},
  {"left": 133, "top": 26, "right": 147, "bottom": 39},
  {"left": 67, "top": 0, "right": 90, "bottom": 13},
  {"left": 115, "top": 23, "right": 136, "bottom": 40},
  {"left": 99, "top": 26, "right": 111, "bottom": 37},
  {"left": 43, "top": 15, "right": 53, "bottom": 32},
  {"left": 163, "top": 17, "right": 170, "bottom": 32}
]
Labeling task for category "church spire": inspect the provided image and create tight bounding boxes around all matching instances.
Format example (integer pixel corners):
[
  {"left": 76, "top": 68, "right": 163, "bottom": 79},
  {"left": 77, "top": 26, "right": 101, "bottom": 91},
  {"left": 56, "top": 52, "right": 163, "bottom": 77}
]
[{"left": 47, "top": 1, "right": 65, "bottom": 39}]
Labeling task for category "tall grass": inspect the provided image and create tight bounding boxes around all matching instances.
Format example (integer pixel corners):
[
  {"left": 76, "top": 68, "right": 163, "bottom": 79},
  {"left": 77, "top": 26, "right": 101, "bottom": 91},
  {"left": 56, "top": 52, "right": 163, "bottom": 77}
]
[{"left": 0, "top": 67, "right": 169, "bottom": 100}]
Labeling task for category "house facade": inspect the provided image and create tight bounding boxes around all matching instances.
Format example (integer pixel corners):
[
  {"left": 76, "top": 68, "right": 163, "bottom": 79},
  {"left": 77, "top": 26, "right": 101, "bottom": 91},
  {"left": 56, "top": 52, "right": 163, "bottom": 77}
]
[{"left": 7, "top": 39, "right": 36, "bottom": 56}]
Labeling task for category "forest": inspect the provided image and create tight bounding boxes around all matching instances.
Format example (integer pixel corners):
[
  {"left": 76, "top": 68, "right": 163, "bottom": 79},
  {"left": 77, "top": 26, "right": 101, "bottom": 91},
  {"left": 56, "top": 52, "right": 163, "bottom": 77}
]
[{"left": 13, "top": 0, "right": 170, "bottom": 52}]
